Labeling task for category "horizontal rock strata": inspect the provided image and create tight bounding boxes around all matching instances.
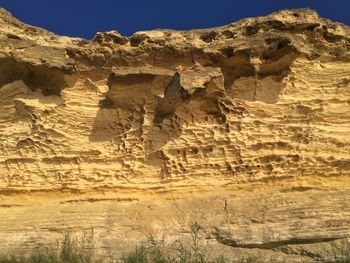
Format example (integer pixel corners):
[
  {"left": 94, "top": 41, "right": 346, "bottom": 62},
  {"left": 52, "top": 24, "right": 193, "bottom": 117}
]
[{"left": 0, "top": 7, "right": 349, "bottom": 262}]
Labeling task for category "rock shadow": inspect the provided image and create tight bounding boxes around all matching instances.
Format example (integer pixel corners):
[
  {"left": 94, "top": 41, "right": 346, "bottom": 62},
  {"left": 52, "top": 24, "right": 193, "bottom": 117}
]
[
  {"left": 0, "top": 58, "right": 71, "bottom": 96},
  {"left": 88, "top": 68, "right": 185, "bottom": 158}
]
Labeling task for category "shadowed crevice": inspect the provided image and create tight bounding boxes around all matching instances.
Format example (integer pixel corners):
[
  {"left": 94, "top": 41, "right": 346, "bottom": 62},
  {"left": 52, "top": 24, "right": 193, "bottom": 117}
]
[{"left": 0, "top": 58, "right": 70, "bottom": 96}]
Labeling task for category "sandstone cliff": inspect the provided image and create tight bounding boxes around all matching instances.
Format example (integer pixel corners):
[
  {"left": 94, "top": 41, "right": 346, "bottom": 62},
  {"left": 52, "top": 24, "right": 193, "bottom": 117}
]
[{"left": 0, "top": 7, "right": 350, "bottom": 262}]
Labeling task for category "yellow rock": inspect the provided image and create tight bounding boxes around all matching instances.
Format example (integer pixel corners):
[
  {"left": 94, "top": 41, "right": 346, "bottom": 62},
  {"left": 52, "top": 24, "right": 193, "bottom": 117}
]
[{"left": 0, "top": 7, "right": 349, "bottom": 262}]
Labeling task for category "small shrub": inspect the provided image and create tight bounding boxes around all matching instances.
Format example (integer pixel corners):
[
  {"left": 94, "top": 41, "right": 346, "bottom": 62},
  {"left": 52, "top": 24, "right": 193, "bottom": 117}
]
[
  {"left": 123, "top": 234, "right": 172, "bottom": 263},
  {"left": 0, "top": 230, "right": 94, "bottom": 263},
  {"left": 30, "top": 247, "right": 59, "bottom": 263},
  {"left": 60, "top": 230, "right": 94, "bottom": 263},
  {"left": 122, "top": 223, "right": 227, "bottom": 263},
  {"left": 0, "top": 255, "right": 25, "bottom": 263},
  {"left": 174, "top": 222, "right": 208, "bottom": 263},
  {"left": 123, "top": 244, "right": 148, "bottom": 263}
]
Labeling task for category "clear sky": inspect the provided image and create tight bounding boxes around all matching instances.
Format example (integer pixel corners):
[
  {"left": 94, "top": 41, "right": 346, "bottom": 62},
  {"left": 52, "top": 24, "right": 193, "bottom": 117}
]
[{"left": 1, "top": 0, "right": 349, "bottom": 39}]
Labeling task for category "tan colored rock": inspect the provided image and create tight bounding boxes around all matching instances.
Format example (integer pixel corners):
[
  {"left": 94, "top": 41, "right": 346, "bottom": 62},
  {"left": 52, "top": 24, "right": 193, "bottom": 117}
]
[{"left": 0, "top": 7, "right": 350, "bottom": 262}]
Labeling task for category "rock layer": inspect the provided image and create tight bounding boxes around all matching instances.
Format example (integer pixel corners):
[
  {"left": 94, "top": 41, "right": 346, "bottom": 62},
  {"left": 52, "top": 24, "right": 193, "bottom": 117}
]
[{"left": 0, "top": 8, "right": 349, "bottom": 262}]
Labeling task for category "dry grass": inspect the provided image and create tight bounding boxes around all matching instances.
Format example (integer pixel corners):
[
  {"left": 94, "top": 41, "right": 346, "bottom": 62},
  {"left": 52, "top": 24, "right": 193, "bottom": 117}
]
[{"left": 0, "top": 228, "right": 349, "bottom": 263}]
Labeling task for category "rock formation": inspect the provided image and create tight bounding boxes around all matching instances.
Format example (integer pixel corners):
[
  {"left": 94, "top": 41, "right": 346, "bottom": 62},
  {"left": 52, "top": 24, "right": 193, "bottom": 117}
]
[{"left": 0, "top": 7, "right": 349, "bottom": 262}]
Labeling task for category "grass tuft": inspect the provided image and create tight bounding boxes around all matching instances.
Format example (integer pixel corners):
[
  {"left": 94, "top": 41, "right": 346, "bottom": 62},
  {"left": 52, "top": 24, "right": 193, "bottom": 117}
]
[
  {"left": 0, "top": 229, "right": 349, "bottom": 263},
  {"left": 0, "top": 230, "right": 94, "bottom": 263}
]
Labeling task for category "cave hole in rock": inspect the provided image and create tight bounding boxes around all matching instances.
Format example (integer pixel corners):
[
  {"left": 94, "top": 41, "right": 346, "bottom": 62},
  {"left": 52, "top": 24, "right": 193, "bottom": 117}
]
[{"left": 0, "top": 58, "right": 68, "bottom": 96}]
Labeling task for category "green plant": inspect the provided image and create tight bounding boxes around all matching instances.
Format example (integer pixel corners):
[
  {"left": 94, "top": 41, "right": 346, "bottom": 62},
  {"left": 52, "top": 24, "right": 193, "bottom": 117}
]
[
  {"left": 30, "top": 247, "right": 59, "bottom": 263},
  {"left": 145, "top": 234, "right": 170, "bottom": 263},
  {"left": 60, "top": 230, "right": 94, "bottom": 263},
  {"left": 0, "top": 230, "right": 95, "bottom": 263},
  {"left": 215, "top": 255, "right": 228, "bottom": 263},
  {"left": 0, "top": 255, "right": 24, "bottom": 263},
  {"left": 123, "top": 234, "right": 172, "bottom": 263},
  {"left": 123, "top": 243, "right": 148, "bottom": 263},
  {"left": 174, "top": 222, "right": 208, "bottom": 263}
]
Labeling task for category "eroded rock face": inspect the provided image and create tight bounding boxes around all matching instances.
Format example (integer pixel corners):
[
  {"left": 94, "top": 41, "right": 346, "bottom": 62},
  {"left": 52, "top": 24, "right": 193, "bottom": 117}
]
[{"left": 0, "top": 8, "right": 349, "bottom": 262}]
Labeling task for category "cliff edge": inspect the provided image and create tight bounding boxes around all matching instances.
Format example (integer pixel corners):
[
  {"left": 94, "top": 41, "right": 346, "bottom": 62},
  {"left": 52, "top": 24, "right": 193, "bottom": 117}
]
[{"left": 0, "top": 8, "right": 349, "bottom": 262}]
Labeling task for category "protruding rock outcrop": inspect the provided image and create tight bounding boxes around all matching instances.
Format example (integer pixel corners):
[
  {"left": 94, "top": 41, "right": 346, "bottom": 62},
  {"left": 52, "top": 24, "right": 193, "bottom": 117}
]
[{"left": 0, "top": 7, "right": 349, "bottom": 262}]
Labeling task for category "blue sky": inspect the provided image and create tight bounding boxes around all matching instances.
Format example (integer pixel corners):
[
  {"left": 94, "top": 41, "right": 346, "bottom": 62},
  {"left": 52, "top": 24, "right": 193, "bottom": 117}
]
[{"left": 1, "top": 0, "right": 349, "bottom": 39}]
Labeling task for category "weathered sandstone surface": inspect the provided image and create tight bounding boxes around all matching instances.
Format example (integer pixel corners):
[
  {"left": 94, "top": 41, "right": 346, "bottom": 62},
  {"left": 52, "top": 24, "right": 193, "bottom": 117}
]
[{"left": 0, "top": 7, "right": 350, "bottom": 262}]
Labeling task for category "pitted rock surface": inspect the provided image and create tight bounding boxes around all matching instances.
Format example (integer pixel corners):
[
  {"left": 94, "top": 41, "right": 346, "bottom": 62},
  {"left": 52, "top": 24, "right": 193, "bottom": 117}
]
[{"left": 0, "top": 8, "right": 349, "bottom": 262}]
